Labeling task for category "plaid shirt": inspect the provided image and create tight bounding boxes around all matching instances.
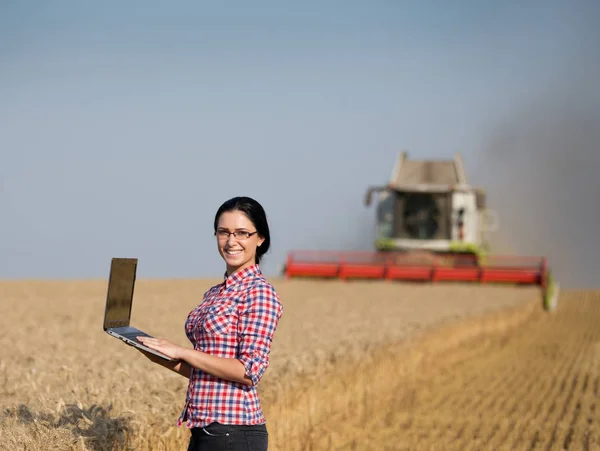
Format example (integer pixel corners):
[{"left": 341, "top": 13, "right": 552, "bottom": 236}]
[{"left": 177, "top": 265, "right": 283, "bottom": 428}]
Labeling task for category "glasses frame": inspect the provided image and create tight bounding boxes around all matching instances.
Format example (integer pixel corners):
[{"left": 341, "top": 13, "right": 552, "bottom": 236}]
[{"left": 215, "top": 229, "right": 259, "bottom": 241}]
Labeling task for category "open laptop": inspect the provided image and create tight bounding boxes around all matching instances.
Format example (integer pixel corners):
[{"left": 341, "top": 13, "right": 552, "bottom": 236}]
[{"left": 103, "top": 257, "right": 177, "bottom": 361}]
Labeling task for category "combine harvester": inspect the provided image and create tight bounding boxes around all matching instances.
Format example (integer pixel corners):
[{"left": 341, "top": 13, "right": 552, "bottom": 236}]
[{"left": 284, "top": 151, "right": 559, "bottom": 311}]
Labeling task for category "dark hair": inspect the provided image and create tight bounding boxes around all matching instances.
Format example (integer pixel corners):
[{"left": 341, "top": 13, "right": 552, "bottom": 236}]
[{"left": 213, "top": 196, "right": 271, "bottom": 265}]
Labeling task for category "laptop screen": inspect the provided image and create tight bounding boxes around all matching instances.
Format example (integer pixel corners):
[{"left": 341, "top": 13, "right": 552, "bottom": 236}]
[{"left": 103, "top": 258, "right": 137, "bottom": 329}]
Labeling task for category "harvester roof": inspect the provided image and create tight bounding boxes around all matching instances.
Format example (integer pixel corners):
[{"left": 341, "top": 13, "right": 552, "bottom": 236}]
[
  {"left": 364, "top": 150, "right": 478, "bottom": 206},
  {"left": 389, "top": 151, "right": 468, "bottom": 188}
]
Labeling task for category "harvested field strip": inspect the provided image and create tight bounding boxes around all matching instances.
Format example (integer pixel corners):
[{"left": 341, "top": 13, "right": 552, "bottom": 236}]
[
  {"left": 279, "top": 290, "right": 600, "bottom": 451},
  {"left": 264, "top": 291, "right": 543, "bottom": 450}
]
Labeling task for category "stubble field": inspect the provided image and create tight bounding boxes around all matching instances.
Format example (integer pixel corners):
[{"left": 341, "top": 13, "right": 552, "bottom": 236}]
[{"left": 0, "top": 277, "right": 598, "bottom": 450}]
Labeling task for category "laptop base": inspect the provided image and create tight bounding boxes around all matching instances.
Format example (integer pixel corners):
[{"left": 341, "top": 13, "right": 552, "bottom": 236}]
[{"left": 106, "top": 326, "right": 178, "bottom": 361}]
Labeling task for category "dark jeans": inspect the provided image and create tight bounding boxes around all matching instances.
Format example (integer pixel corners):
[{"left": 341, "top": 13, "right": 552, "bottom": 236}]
[{"left": 188, "top": 422, "right": 268, "bottom": 451}]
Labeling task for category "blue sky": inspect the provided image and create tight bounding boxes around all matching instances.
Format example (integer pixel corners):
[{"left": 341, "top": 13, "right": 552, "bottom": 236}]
[{"left": 1, "top": 1, "right": 598, "bottom": 286}]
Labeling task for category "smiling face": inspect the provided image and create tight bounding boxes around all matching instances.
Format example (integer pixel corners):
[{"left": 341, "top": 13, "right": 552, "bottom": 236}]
[{"left": 216, "top": 210, "right": 265, "bottom": 276}]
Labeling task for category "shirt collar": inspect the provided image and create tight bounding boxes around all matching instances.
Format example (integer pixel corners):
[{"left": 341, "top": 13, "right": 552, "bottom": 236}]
[{"left": 223, "top": 264, "right": 261, "bottom": 289}]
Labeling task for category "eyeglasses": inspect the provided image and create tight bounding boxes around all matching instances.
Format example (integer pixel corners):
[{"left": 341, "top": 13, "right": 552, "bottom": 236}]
[{"left": 215, "top": 229, "right": 258, "bottom": 240}]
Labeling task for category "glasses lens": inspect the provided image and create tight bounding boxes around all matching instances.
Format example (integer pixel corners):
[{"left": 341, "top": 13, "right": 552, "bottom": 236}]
[{"left": 216, "top": 230, "right": 252, "bottom": 240}]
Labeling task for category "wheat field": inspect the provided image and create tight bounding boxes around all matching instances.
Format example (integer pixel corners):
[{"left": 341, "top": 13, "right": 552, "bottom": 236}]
[{"left": 1, "top": 277, "right": 598, "bottom": 450}]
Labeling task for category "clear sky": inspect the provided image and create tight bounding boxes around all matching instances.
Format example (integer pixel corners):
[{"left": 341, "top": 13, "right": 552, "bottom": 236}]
[{"left": 1, "top": 1, "right": 598, "bottom": 287}]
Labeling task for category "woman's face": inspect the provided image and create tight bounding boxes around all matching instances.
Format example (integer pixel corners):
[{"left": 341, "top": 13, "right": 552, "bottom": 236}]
[{"left": 216, "top": 210, "right": 265, "bottom": 275}]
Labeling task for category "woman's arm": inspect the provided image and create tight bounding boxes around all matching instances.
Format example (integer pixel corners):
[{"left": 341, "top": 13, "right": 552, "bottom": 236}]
[
  {"left": 236, "top": 283, "right": 284, "bottom": 386},
  {"left": 179, "top": 348, "right": 253, "bottom": 385},
  {"left": 136, "top": 337, "right": 252, "bottom": 385}
]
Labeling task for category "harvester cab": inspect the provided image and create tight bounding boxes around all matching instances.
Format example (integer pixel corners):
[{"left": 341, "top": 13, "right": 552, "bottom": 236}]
[
  {"left": 363, "top": 151, "right": 498, "bottom": 258},
  {"left": 284, "top": 150, "right": 558, "bottom": 311}
]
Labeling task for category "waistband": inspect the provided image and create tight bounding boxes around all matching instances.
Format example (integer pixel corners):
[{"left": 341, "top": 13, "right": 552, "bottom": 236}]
[{"left": 191, "top": 422, "right": 267, "bottom": 437}]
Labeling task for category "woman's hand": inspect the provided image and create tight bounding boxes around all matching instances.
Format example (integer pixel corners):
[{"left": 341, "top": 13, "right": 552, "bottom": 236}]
[
  {"left": 137, "top": 336, "right": 185, "bottom": 361},
  {"left": 137, "top": 337, "right": 251, "bottom": 385}
]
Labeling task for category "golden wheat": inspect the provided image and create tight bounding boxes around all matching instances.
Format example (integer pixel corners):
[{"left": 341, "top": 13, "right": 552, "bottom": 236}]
[{"left": 0, "top": 277, "right": 564, "bottom": 450}]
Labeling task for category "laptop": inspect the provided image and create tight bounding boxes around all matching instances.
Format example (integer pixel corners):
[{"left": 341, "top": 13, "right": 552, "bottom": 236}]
[{"left": 103, "top": 257, "right": 177, "bottom": 361}]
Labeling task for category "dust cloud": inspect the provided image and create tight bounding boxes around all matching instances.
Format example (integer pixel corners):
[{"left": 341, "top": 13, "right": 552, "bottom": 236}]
[
  {"left": 473, "top": 0, "right": 600, "bottom": 290},
  {"left": 477, "top": 74, "right": 599, "bottom": 289}
]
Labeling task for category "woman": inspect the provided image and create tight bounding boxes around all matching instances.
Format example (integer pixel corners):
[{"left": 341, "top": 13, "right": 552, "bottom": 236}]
[{"left": 137, "top": 196, "right": 284, "bottom": 451}]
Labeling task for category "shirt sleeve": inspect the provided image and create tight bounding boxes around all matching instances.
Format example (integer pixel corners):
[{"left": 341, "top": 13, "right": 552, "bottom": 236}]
[{"left": 237, "top": 282, "right": 283, "bottom": 386}]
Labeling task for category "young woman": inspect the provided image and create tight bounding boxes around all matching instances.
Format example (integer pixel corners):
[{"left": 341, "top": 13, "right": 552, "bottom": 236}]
[{"left": 137, "top": 196, "right": 283, "bottom": 451}]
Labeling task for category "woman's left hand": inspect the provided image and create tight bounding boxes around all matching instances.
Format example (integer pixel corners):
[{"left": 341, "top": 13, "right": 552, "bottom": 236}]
[{"left": 137, "top": 336, "right": 185, "bottom": 361}]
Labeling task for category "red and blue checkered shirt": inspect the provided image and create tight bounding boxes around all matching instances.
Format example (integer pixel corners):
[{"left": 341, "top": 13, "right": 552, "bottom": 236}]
[{"left": 177, "top": 265, "right": 283, "bottom": 428}]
